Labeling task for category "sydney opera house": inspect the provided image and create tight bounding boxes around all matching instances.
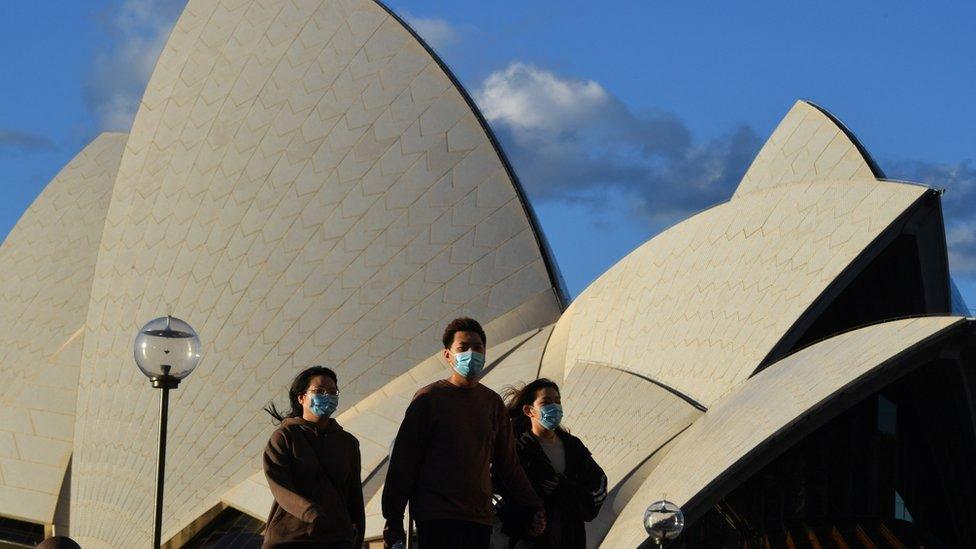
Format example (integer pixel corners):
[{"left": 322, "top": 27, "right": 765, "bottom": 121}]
[{"left": 1, "top": 0, "right": 975, "bottom": 547}]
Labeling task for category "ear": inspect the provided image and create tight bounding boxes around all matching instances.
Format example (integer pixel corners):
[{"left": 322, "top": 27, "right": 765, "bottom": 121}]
[
  {"left": 442, "top": 348, "right": 452, "bottom": 364},
  {"left": 523, "top": 404, "right": 534, "bottom": 418}
]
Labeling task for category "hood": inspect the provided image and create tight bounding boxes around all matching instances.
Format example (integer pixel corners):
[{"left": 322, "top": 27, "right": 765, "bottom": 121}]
[{"left": 281, "top": 416, "right": 344, "bottom": 433}]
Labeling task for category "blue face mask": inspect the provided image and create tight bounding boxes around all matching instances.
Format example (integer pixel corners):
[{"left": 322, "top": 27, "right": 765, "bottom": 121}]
[
  {"left": 537, "top": 403, "right": 563, "bottom": 431},
  {"left": 309, "top": 393, "right": 338, "bottom": 418},
  {"left": 453, "top": 350, "right": 486, "bottom": 378}
]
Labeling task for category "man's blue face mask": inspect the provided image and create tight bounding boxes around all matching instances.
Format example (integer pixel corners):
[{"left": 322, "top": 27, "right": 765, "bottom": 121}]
[
  {"left": 452, "top": 350, "right": 486, "bottom": 378},
  {"left": 309, "top": 393, "right": 338, "bottom": 418}
]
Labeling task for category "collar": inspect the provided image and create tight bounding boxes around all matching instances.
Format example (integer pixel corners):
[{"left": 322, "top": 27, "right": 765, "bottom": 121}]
[{"left": 282, "top": 416, "right": 343, "bottom": 433}]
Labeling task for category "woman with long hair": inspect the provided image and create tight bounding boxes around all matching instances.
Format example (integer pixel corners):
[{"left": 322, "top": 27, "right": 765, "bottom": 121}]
[
  {"left": 262, "top": 366, "right": 365, "bottom": 549},
  {"left": 494, "top": 378, "right": 607, "bottom": 548}
]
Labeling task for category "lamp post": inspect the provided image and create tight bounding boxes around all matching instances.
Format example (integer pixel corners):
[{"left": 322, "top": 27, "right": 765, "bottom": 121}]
[
  {"left": 134, "top": 316, "right": 202, "bottom": 549},
  {"left": 644, "top": 500, "right": 684, "bottom": 547}
]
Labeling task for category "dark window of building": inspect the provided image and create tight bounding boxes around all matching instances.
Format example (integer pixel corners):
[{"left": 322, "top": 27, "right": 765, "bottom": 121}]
[
  {"left": 0, "top": 516, "right": 44, "bottom": 546},
  {"left": 786, "top": 234, "right": 927, "bottom": 353},
  {"left": 676, "top": 357, "right": 976, "bottom": 548},
  {"left": 181, "top": 507, "right": 263, "bottom": 549},
  {"left": 877, "top": 394, "right": 897, "bottom": 435},
  {"left": 760, "top": 196, "right": 952, "bottom": 372},
  {"left": 895, "top": 490, "right": 914, "bottom": 523}
]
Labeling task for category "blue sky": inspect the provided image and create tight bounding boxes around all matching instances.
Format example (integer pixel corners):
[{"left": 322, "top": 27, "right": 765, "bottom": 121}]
[{"left": 1, "top": 0, "right": 975, "bottom": 305}]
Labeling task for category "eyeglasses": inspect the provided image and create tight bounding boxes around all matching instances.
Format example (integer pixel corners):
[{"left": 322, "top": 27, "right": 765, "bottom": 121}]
[{"left": 306, "top": 387, "right": 340, "bottom": 396}]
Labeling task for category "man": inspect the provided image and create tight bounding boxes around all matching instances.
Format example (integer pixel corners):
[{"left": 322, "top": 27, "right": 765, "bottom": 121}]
[{"left": 383, "top": 318, "right": 545, "bottom": 548}]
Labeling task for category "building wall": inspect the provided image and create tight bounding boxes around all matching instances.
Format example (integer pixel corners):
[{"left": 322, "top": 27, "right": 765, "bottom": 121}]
[
  {"left": 0, "top": 133, "right": 126, "bottom": 529},
  {"left": 559, "top": 178, "right": 927, "bottom": 407},
  {"left": 67, "top": 1, "right": 563, "bottom": 546},
  {"left": 602, "top": 316, "right": 964, "bottom": 547}
]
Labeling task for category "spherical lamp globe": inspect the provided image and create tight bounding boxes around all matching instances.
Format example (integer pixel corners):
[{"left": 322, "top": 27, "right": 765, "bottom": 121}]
[
  {"left": 134, "top": 315, "right": 201, "bottom": 387},
  {"left": 644, "top": 500, "right": 684, "bottom": 543}
]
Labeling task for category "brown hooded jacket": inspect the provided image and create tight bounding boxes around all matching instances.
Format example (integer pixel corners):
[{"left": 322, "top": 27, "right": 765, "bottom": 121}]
[{"left": 263, "top": 416, "right": 365, "bottom": 548}]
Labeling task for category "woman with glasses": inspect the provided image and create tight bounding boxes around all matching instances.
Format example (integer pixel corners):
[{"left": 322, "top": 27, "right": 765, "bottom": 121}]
[
  {"left": 493, "top": 379, "right": 607, "bottom": 549},
  {"left": 263, "top": 366, "right": 365, "bottom": 549}
]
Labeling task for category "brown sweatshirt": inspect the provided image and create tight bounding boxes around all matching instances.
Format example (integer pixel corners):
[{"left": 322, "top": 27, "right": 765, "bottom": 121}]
[
  {"left": 263, "top": 417, "right": 365, "bottom": 548},
  {"left": 382, "top": 380, "right": 543, "bottom": 526}
]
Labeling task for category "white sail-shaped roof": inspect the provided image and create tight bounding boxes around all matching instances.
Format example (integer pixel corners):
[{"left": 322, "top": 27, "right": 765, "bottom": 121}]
[
  {"left": 735, "top": 100, "right": 882, "bottom": 198},
  {"left": 602, "top": 315, "right": 965, "bottom": 547},
  {"left": 0, "top": 133, "right": 125, "bottom": 527},
  {"left": 554, "top": 177, "right": 928, "bottom": 407},
  {"left": 538, "top": 100, "right": 951, "bottom": 543},
  {"left": 0, "top": 1, "right": 965, "bottom": 545},
  {"left": 69, "top": 0, "right": 564, "bottom": 545}
]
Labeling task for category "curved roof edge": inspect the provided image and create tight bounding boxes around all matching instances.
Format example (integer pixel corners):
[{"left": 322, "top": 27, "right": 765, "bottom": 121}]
[
  {"left": 615, "top": 367, "right": 707, "bottom": 412},
  {"left": 586, "top": 424, "right": 691, "bottom": 547},
  {"left": 735, "top": 100, "right": 882, "bottom": 198},
  {"left": 555, "top": 176, "right": 929, "bottom": 406},
  {"left": 684, "top": 317, "right": 968, "bottom": 524},
  {"left": 802, "top": 99, "right": 886, "bottom": 179},
  {"left": 220, "top": 472, "right": 271, "bottom": 524},
  {"left": 677, "top": 316, "right": 963, "bottom": 524},
  {"left": 374, "top": 0, "right": 569, "bottom": 309},
  {"left": 0, "top": 131, "right": 127, "bottom": 526},
  {"left": 756, "top": 187, "right": 942, "bottom": 371},
  {"left": 602, "top": 316, "right": 969, "bottom": 547}
]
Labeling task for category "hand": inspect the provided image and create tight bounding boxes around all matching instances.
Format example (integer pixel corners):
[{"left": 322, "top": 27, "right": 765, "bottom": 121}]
[
  {"left": 528, "top": 509, "right": 547, "bottom": 537},
  {"left": 592, "top": 474, "right": 608, "bottom": 505},
  {"left": 309, "top": 514, "right": 329, "bottom": 535},
  {"left": 383, "top": 520, "right": 405, "bottom": 548}
]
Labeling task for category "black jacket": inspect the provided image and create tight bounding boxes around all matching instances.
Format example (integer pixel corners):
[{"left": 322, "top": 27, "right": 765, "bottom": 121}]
[{"left": 493, "top": 429, "right": 606, "bottom": 549}]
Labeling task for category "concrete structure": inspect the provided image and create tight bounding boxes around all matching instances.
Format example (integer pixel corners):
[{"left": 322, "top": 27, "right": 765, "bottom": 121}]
[
  {"left": 68, "top": 0, "right": 564, "bottom": 546},
  {"left": 0, "top": 133, "right": 126, "bottom": 538},
  {"left": 536, "top": 100, "right": 970, "bottom": 547},
  {"left": 0, "top": 0, "right": 973, "bottom": 547},
  {"left": 602, "top": 316, "right": 970, "bottom": 547}
]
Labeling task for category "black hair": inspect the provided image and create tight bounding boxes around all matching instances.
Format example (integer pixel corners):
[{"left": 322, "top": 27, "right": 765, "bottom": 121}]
[
  {"left": 265, "top": 365, "right": 338, "bottom": 423},
  {"left": 501, "top": 378, "right": 561, "bottom": 436},
  {"left": 442, "top": 317, "right": 487, "bottom": 349}
]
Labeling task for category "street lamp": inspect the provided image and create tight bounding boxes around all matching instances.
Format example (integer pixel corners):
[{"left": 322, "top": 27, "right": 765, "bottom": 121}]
[
  {"left": 134, "top": 316, "right": 202, "bottom": 549},
  {"left": 644, "top": 500, "right": 684, "bottom": 546}
]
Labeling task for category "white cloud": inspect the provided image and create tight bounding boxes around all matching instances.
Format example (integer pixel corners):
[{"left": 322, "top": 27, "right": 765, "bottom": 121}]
[
  {"left": 477, "top": 63, "right": 976, "bottom": 299},
  {"left": 948, "top": 222, "right": 976, "bottom": 274},
  {"left": 402, "top": 12, "right": 458, "bottom": 52},
  {"left": 87, "top": 0, "right": 186, "bottom": 131},
  {"left": 478, "top": 63, "right": 976, "bottom": 283},
  {"left": 478, "top": 63, "right": 610, "bottom": 133},
  {"left": 889, "top": 160, "right": 976, "bottom": 276},
  {"left": 475, "top": 62, "right": 760, "bottom": 225}
]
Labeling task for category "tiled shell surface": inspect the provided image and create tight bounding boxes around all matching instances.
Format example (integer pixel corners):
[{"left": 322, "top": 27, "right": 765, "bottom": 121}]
[
  {"left": 557, "top": 363, "right": 701, "bottom": 548},
  {"left": 559, "top": 179, "right": 927, "bottom": 407},
  {"left": 69, "top": 0, "right": 561, "bottom": 546},
  {"left": 602, "top": 316, "right": 963, "bottom": 547},
  {"left": 562, "top": 363, "right": 701, "bottom": 496},
  {"left": 0, "top": 133, "right": 126, "bottom": 524},
  {"left": 735, "top": 101, "right": 878, "bottom": 198}
]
